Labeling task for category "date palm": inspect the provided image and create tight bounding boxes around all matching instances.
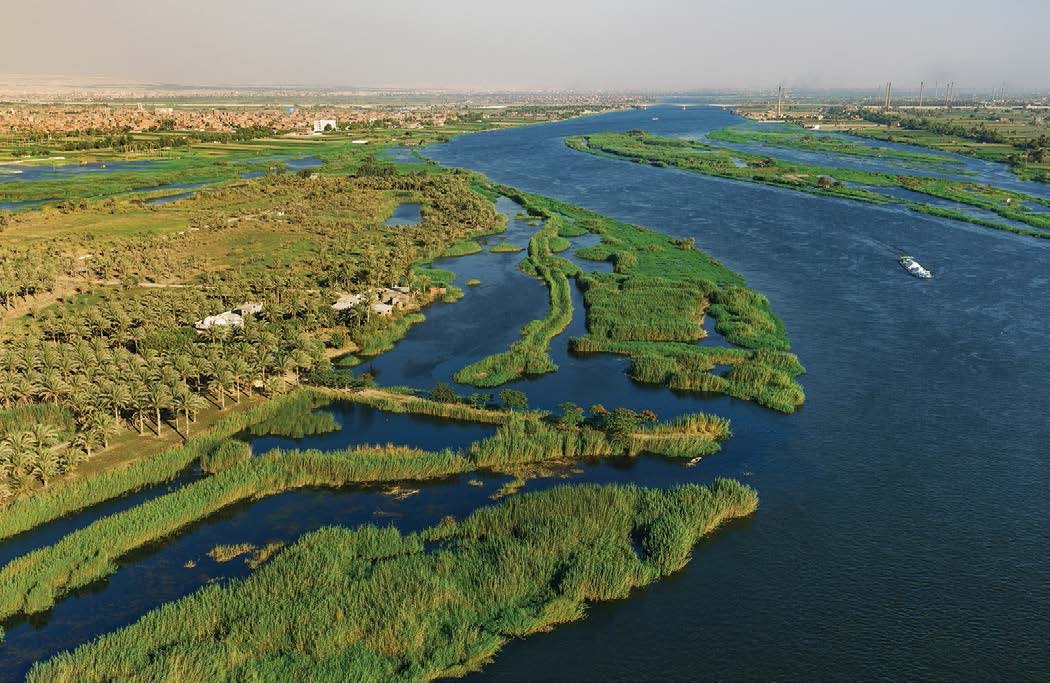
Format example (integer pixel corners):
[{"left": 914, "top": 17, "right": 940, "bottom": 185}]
[
  {"left": 171, "top": 388, "right": 208, "bottom": 438},
  {"left": 98, "top": 382, "right": 131, "bottom": 420},
  {"left": 289, "top": 348, "right": 314, "bottom": 384},
  {"left": 35, "top": 370, "right": 69, "bottom": 405},
  {"left": 145, "top": 384, "right": 172, "bottom": 436},
  {"left": 86, "top": 412, "right": 122, "bottom": 449},
  {"left": 128, "top": 383, "right": 151, "bottom": 436},
  {"left": 71, "top": 428, "right": 101, "bottom": 460},
  {"left": 228, "top": 357, "right": 252, "bottom": 402}
]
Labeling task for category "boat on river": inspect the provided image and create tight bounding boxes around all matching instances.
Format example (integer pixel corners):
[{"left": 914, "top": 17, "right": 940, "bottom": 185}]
[{"left": 899, "top": 255, "right": 932, "bottom": 279}]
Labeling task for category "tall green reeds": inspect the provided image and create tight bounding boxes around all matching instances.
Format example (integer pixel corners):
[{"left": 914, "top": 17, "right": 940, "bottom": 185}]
[
  {"left": 0, "top": 402, "right": 731, "bottom": 624},
  {"left": 28, "top": 481, "right": 758, "bottom": 682},
  {"left": 0, "top": 444, "right": 473, "bottom": 623}
]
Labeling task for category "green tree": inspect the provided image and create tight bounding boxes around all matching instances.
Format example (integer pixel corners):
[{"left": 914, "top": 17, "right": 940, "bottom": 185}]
[
  {"left": 468, "top": 392, "right": 492, "bottom": 409},
  {"left": 498, "top": 388, "right": 528, "bottom": 411},
  {"left": 430, "top": 383, "right": 459, "bottom": 404},
  {"left": 557, "top": 402, "right": 585, "bottom": 428}
]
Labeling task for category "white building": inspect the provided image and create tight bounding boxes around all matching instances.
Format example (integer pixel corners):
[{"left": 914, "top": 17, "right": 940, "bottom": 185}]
[
  {"left": 313, "top": 119, "right": 338, "bottom": 133},
  {"left": 194, "top": 312, "right": 244, "bottom": 331}
]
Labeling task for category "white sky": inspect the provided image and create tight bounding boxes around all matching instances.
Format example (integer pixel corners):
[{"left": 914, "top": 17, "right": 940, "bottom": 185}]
[{"left": 3, "top": 0, "right": 1047, "bottom": 91}]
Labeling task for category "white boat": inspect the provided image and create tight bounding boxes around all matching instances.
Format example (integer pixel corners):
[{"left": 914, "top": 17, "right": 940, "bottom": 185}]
[{"left": 899, "top": 256, "right": 932, "bottom": 279}]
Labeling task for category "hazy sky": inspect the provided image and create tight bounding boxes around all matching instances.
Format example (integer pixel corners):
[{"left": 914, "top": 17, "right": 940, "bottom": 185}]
[{"left": 4, "top": 0, "right": 1048, "bottom": 91}]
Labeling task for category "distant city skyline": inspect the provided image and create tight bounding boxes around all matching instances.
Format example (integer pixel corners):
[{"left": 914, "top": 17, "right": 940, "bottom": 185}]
[{"left": 3, "top": 0, "right": 1048, "bottom": 92}]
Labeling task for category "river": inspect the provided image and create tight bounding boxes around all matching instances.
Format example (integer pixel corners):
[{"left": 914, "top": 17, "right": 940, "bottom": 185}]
[{"left": 422, "top": 104, "right": 1050, "bottom": 680}]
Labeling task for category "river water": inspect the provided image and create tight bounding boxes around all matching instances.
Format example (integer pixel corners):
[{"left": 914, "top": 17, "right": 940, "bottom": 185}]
[
  {"left": 2, "top": 105, "right": 1048, "bottom": 679},
  {"left": 422, "top": 105, "right": 1050, "bottom": 680}
]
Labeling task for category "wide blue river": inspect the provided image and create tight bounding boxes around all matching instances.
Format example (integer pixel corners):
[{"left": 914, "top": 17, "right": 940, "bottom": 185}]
[{"left": 420, "top": 105, "right": 1050, "bottom": 680}]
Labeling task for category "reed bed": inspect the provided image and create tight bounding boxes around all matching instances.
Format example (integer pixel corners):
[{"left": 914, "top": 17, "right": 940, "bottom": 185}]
[
  {"left": 329, "top": 388, "right": 516, "bottom": 425},
  {"left": 470, "top": 412, "right": 731, "bottom": 467},
  {"left": 199, "top": 440, "right": 251, "bottom": 474},
  {"left": 488, "top": 243, "right": 524, "bottom": 253},
  {"left": 0, "top": 401, "right": 729, "bottom": 624},
  {"left": 356, "top": 313, "right": 426, "bottom": 357},
  {"left": 580, "top": 273, "right": 713, "bottom": 342},
  {"left": 246, "top": 392, "right": 340, "bottom": 439},
  {"left": 28, "top": 480, "right": 758, "bottom": 682},
  {"left": 707, "top": 286, "right": 791, "bottom": 351},
  {"left": 0, "top": 445, "right": 473, "bottom": 623},
  {"left": 569, "top": 337, "right": 805, "bottom": 413}
]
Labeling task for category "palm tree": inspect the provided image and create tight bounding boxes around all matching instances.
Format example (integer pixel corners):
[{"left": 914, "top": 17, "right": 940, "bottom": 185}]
[
  {"left": 128, "top": 382, "right": 151, "bottom": 436},
  {"left": 30, "top": 449, "right": 61, "bottom": 487},
  {"left": 72, "top": 428, "right": 101, "bottom": 460},
  {"left": 172, "top": 353, "right": 197, "bottom": 387},
  {"left": 169, "top": 388, "right": 205, "bottom": 437},
  {"left": 86, "top": 412, "right": 122, "bottom": 449},
  {"left": 35, "top": 370, "right": 68, "bottom": 405},
  {"left": 289, "top": 348, "right": 314, "bottom": 384},
  {"left": 228, "top": 357, "right": 252, "bottom": 403},
  {"left": 0, "top": 372, "right": 15, "bottom": 409},
  {"left": 145, "top": 384, "right": 172, "bottom": 436},
  {"left": 1, "top": 431, "right": 36, "bottom": 477},
  {"left": 190, "top": 391, "right": 208, "bottom": 422},
  {"left": 208, "top": 370, "right": 234, "bottom": 409},
  {"left": 273, "top": 352, "right": 297, "bottom": 386},
  {"left": 99, "top": 382, "right": 131, "bottom": 420},
  {"left": 53, "top": 347, "right": 80, "bottom": 382}
]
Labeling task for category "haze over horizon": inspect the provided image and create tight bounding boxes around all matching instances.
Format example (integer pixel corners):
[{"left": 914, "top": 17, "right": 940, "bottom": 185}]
[{"left": 3, "top": 0, "right": 1048, "bottom": 92}]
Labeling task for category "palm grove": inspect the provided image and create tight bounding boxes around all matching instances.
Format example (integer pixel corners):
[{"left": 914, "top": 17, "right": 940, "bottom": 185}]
[{"left": 0, "top": 165, "right": 504, "bottom": 501}]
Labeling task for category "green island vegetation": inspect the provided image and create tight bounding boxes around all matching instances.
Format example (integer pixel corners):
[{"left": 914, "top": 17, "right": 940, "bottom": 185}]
[
  {"left": 488, "top": 242, "right": 524, "bottom": 253},
  {"left": 245, "top": 392, "right": 340, "bottom": 439},
  {"left": 459, "top": 187, "right": 805, "bottom": 412},
  {"left": 27, "top": 480, "right": 757, "bottom": 681},
  {"left": 439, "top": 239, "right": 484, "bottom": 258},
  {"left": 0, "top": 103, "right": 799, "bottom": 677},
  {"left": 707, "top": 123, "right": 966, "bottom": 169},
  {"left": 0, "top": 384, "right": 733, "bottom": 625},
  {"left": 784, "top": 105, "right": 1050, "bottom": 183},
  {"left": 567, "top": 130, "right": 1050, "bottom": 239}
]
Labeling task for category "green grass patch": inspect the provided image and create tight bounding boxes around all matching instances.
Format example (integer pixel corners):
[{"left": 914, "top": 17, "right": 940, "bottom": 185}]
[
  {"left": 440, "top": 240, "right": 484, "bottom": 258},
  {"left": 489, "top": 243, "right": 524, "bottom": 253}
]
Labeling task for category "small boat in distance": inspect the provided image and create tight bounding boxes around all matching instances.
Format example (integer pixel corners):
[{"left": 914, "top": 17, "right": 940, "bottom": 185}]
[{"left": 899, "top": 255, "right": 932, "bottom": 279}]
